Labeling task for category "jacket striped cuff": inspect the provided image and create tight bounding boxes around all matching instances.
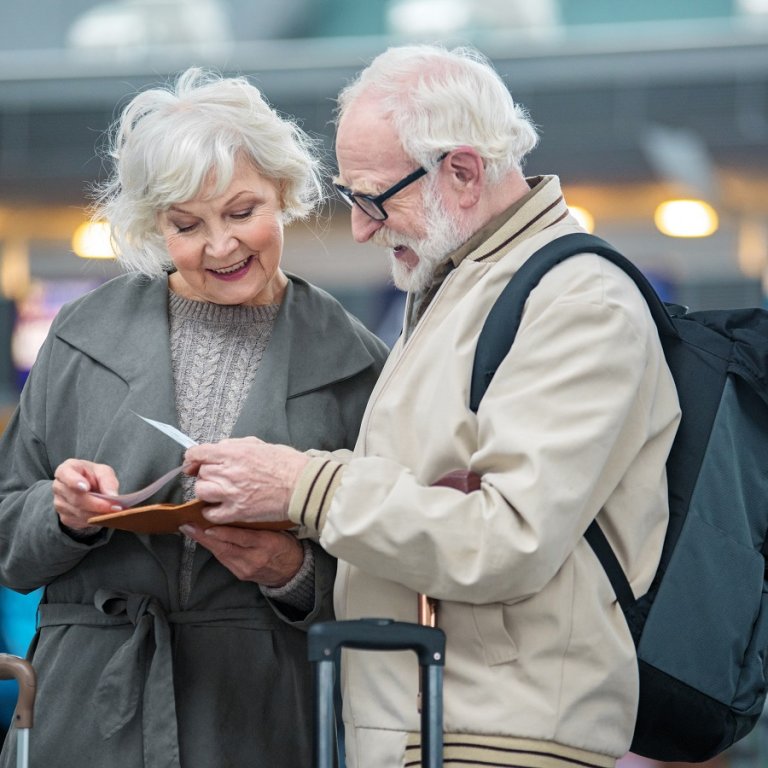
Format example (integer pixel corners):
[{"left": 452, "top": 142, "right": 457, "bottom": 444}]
[
  {"left": 287, "top": 456, "right": 345, "bottom": 533},
  {"left": 405, "top": 733, "right": 615, "bottom": 768}
]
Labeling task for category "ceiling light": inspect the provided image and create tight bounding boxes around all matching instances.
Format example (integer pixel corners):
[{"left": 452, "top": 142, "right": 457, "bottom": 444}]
[
  {"left": 387, "top": 0, "right": 471, "bottom": 35},
  {"left": 72, "top": 221, "right": 116, "bottom": 259},
  {"left": 654, "top": 199, "right": 719, "bottom": 238}
]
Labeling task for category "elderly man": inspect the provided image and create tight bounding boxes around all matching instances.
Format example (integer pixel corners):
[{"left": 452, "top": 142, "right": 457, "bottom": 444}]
[{"left": 182, "top": 44, "right": 681, "bottom": 768}]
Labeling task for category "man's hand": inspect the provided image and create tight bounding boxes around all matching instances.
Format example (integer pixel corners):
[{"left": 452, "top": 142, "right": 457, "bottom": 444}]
[{"left": 184, "top": 437, "right": 310, "bottom": 525}]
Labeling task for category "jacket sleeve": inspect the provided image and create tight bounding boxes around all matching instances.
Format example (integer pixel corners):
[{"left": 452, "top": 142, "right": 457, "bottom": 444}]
[{"left": 0, "top": 331, "right": 111, "bottom": 592}]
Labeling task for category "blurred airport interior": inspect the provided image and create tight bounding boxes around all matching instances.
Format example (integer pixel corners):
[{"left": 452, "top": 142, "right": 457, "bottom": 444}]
[
  {"left": 2, "top": 0, "right": 768, "bottom": 411},
  {"left": 1, "top": 0, "right": 768, "bottom": 761}
]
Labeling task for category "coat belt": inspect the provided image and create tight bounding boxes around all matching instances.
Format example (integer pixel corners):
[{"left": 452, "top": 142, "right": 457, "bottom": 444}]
[{"left": 37, "top": 590, "right": 283, "bottom": 768}]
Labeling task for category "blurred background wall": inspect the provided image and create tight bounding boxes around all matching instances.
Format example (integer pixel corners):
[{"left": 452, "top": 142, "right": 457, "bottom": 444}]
[{"left": 0, "top": 1, "right": 767, "bottom": 759}]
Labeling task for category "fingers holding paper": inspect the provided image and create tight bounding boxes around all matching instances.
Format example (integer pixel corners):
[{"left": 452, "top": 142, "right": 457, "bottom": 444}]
[
  {"left": 184, "top": 437, "right": 309, "bottom": 525},
  {"left": 53, "top": 458, "right": 120, "bottom": 531},
  {"left": 179, "top": 524, "right": 304, "bottom": 586}
]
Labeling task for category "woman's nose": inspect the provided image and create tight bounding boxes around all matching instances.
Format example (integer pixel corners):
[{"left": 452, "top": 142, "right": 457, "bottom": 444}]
[
  {"left": 350, "top": 207, "right": 384, "bottom": 243},
  {"left": 205, "top": 228, "right": 238, "bottom": 258}
]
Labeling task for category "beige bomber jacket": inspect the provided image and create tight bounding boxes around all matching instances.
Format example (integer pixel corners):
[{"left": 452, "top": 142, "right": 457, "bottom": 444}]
[{"left": 289, "top": 176, "right": 681, "bottom": 768}]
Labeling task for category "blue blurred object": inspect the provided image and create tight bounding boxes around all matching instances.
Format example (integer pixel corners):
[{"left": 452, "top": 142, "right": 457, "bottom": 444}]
[{"left": 0, "top": 588, "right": 42, "bottom": 729}]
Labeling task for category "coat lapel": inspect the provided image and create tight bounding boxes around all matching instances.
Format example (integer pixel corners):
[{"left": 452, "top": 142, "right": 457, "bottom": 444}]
[
  {"left": 54, "top": 273, "right": 186, "bottom": 501},
  {"left": 230, "top": 275, "right": 380, "bottom": 443}
]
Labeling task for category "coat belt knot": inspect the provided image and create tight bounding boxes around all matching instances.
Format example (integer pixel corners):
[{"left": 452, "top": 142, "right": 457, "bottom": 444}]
[{"left": 93, "top": 588, "right": 181, "bottom": 768}]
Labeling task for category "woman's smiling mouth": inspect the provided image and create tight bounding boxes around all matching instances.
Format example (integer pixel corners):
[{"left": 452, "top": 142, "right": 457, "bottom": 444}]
[{"left": 208, "top": 255, "right": 254, "bottom": 279}]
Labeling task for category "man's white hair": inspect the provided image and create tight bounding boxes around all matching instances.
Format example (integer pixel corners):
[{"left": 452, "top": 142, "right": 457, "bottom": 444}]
[
  {"left": 336, "top": 44, "right": 539, "bottom": 183},
  {"left": 95, "top": 67, "right": 324, "bottom": 276}
]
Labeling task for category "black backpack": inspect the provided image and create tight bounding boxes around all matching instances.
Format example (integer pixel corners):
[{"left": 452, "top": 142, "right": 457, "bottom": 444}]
[{"left": 470, "top": 232, "right": 768, "bottom": 762}]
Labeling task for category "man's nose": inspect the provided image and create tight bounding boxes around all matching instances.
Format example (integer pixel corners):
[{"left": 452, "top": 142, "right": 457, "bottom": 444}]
[{"left": 350, "top": 206, "right": 384, "bottom": 243}]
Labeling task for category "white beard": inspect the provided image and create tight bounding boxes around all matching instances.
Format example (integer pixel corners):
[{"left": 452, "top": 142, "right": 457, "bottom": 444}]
[
  {"left": 376, "top": 178, "right": 473, "bottom": 293},
  {"left": 389, "top": 251, "right": 436, "bottom": 293}
]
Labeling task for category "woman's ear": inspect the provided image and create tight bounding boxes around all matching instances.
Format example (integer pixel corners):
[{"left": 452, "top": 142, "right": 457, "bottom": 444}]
[{"left": 444, "top": 148, "right": 484, "bottom": 209}]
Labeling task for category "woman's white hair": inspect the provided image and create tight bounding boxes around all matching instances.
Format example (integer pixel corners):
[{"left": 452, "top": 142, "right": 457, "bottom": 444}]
[
  {"left": 95, "top": 67, "right": 324, "bottom": 275},
  {"left": 336, "top": 44, "right": 539, "bottom": 184}
]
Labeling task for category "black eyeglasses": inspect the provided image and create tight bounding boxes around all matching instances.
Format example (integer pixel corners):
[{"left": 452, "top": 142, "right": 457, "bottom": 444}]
[{"left": 334, "top": 153, "right": 448, "bottom": 222}]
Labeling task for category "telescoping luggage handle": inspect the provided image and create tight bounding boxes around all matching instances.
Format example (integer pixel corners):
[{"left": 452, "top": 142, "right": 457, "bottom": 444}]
[
  {"left": 0, "top": 654, "right": 36, "bottom": 768},
  {"left": 308, "top": 618, "right": 446, "bottom": 768}
]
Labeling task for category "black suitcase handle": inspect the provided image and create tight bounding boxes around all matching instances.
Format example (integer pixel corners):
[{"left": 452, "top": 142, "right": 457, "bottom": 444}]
[
  {"left": 308, "top": 617, "right": 446, "bottom": 664},
  {"left": 308, "top": 618, "right": 446, "bottom": 768}
]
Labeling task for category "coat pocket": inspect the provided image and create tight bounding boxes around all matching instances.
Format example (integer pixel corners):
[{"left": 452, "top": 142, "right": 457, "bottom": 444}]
[{"left": 471, "top": 603, "right": 517, "bottom": 666}]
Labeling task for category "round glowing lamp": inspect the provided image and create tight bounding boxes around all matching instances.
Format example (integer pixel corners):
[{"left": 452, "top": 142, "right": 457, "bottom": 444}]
[
  {"left": 654, "top": 199, "right": 719, "bottom": 238},
  {"left": 71, "top": 221, "right": 116, "bottom": 259}
]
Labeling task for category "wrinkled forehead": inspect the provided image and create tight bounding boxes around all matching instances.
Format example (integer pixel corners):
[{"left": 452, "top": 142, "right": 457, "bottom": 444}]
[{"left": 335, "top": 98, "right": 411, "bottom": 185}]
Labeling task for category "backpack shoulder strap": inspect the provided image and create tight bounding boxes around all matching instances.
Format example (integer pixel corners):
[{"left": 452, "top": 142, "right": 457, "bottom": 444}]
[
  {"left": 470, "top": 232, "right": 673, "bottom": 619},
  {"left": 470, "top": 232, "right": 676, "bottom": 413}
]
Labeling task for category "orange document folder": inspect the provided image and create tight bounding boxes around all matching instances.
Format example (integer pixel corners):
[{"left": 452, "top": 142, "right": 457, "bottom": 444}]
[{"left": 88, "top": 499, "right": 295, "bottom": 535}]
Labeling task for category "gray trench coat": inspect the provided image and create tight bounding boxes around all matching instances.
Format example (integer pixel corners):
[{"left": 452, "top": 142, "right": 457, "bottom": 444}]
[{"left": 0, "top": 271, "right": 388, "bottom": 768}]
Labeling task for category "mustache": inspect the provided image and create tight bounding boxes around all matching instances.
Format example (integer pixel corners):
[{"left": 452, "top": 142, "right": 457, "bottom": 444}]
[{"left": 371, "top": 229, "right": 421, "bottom": 250}]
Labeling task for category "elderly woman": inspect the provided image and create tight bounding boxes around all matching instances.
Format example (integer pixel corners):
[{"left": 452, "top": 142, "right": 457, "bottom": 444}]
[{"left": 0, "top": 68, "right": 388, "bottom": 768}]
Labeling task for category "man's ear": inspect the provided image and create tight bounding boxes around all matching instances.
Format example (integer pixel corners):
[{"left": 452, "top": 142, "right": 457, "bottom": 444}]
[{"left": 444, "top": 148, "right": 484, "bottom": 209}]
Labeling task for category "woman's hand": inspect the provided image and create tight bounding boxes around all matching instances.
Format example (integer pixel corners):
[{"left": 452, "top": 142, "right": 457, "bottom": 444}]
[
  {"left": 179, "top": 524, "right": 304, "bottom": 586},
  {"left": 52, "top": 458, "right": 121, "bottom": 532}
]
